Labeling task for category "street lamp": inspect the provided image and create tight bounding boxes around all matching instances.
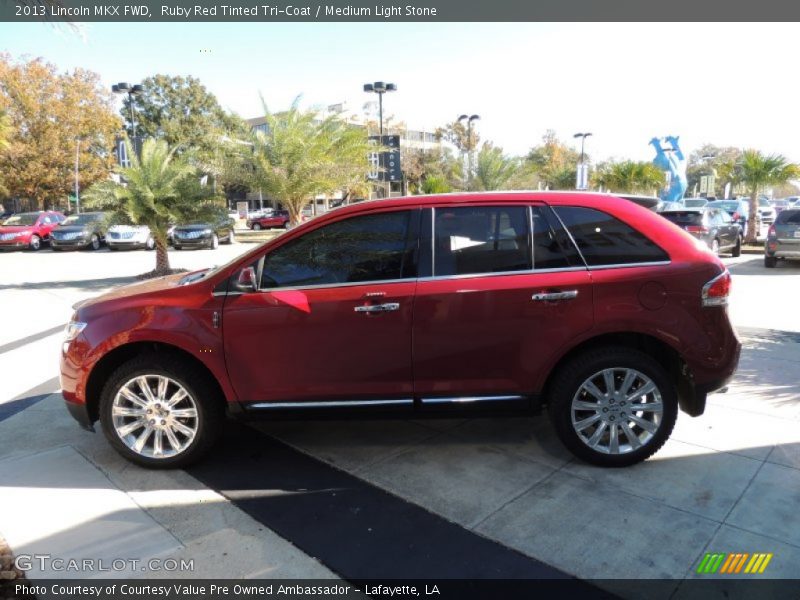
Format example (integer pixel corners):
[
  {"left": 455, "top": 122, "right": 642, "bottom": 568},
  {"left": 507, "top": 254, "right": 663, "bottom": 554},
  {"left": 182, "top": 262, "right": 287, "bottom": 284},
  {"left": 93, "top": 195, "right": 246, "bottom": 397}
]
[
  {"left": 363, "top": 81, "right": 397, "bottom": 199},
  {"left": 363, "top": 81, "right": 397, "bottom": 137},
  {"left": 458, "top": 114, "right": 480, "bottom": 189},
  {"left": 573, "top": 132, "right": 592, "bottom": 190},
  {"left": 112, "top": 82, "right": 145, "bottom": 140}
]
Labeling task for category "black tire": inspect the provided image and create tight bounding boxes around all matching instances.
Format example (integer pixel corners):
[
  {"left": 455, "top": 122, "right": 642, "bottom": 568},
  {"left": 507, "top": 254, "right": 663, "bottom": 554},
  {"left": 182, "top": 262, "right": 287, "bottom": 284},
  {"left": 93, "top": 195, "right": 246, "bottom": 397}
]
[
  {"left": 765, "top": 255, "right": 777, "bottom": 268},
  {"left": 731, "top": 236, "right": 742, "bottom": 257},
  {"left": 89, "top": 233, "right": 101, "bottom": 251},
  {"left": 710, "top": 238, "right": 720, "bottom": 255},
  {"left": 210, "top": 234, "right": 219, "bottom": 249},
  {"left": 29, "top": 235, "right": 41, "bottom": 251},
  {"left": 547, "top": 346, "right": 678, "bottom": 467},
  {"left": 174, "top": 244, "right": 182, "bottom": 250},
  {"left": 225, "top": 229, "right": 235, "bottom": 244},
  {"left": 283, "top": 221, "right": 290, "bottom": 229},
  {"left": 253, "top": 223, "right": 262, "bottom": 231},
  {"left": 99, "top": 354, "right": 225, "bottom": 469}
]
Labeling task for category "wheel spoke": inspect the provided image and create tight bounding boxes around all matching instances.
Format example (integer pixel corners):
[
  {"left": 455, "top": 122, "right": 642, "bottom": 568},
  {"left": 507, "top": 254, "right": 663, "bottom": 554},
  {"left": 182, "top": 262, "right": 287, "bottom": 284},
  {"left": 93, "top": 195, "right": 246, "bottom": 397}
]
[
  {"left": 167, "top": 388, "right": 187, "bottom": 407},
  {"left": 117, "top": 418, "right": 145, "bottom": 437},
  {"left": 574, "top": 413, "right": 602, "bottom": 432},
  {"left": 603, "top": 369, "right": 616, "bottom": 394},
  {"left": 628, "top": 413, "right": 658, "bottom": 433},
  {"left": 153, "top": 430, "right": 164, "bottom": 456},
  {"left": 629, "top": 401, "right": 663, "bottom": 415},
  {"left": 587, "top": 421, "right": 608, "bottom": 447},
  {"left": 170, "top": 419, "right": 195, "bottom": 438},
  {"left": 582, "top": 380, "right": 606, "bottom": 401},
  {"left": 136, "top": 376, "right": 156, "bottom": 403},
  {"left": 170, "top": 408, "right": 197, "bottom": 419},
  {"left": 165, "top": 427, "right": 182, "bottom": 451},
  {"left": 573, "top": 400, "right": 600, "bottom": 411},
  {"left": 119, "top": 387, "right": 148, "bottom": 408},
  {"left": 112, "top": 406, "right": 146, "bottom": 418},
  {"left": 619, "top": 370, "right": 637, "bottom": 396},
  {"left": 156, "top": 376, "right": 169, "bottom": 402},
  {"left": 620, "top": 421, "right": 642, "bottom": 450},
  {"left": 608, "top": 423, "right": 619, "bottom": 453},
  {"left": 627, "top": 381, "right": 655, "bottom": 402},
  {"left": 132, "top": 426, "right": 153, "bottom": 453}
]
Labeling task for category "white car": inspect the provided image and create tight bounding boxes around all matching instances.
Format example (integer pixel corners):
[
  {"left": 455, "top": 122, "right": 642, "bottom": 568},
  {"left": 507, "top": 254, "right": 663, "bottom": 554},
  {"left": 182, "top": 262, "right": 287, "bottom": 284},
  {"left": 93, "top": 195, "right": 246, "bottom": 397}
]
[
  {"left": 106, "top": 224, "right": 155, "bottom": 250},
  {"left": 757, "top": 198, "right": 776, "bottom": 227}
]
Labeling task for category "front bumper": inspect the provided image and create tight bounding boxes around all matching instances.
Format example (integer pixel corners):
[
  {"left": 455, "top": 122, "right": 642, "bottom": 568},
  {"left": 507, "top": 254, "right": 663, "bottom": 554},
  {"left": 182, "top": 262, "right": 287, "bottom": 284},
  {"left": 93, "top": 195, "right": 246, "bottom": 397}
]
[
  {"left": 0, "top": 239, "right": 29, "bottom": 249},
  {"left": 51, "top": 238, "right": 90, "bottom": 249},
  {"left": 174, "top": 235, "right": 213, "bottom": 248},
  {"left": 107, "top": 239, "right": 149, "bottom": 249},
  {"left": 64, "top": 398, "right": 94, "bottom": 432}
]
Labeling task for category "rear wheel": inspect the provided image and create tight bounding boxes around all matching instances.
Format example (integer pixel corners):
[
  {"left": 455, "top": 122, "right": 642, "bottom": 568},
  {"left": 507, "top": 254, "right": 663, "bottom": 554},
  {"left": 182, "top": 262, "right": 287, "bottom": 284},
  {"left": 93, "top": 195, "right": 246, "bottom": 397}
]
[
  {"left": 710, "top": 238, "right": 720, "bottom": 255},
  {"left": 253, "top": 223, "right": 262, "bottom": 231},
  {"left": 765, "top": 255, "right": 778, "bottom": 268},
  {"left": 731, "top": 235, "right": 742, "bottom": 257},
  {"left": 29, "top": 235, "right": 41, "bottom": 251},
  {"left": 99, "top": 355, "right": 224, "bottom": 468},
  {"left": 548, "top": 347, "right": 677, "bottom": 467}
]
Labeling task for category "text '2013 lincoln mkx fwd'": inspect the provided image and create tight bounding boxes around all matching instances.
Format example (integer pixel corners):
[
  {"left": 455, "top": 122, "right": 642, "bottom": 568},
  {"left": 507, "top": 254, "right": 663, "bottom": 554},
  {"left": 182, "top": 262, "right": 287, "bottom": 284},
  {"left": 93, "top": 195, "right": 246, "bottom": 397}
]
[{"left": 60, "top": 192, "right": 740, "bottom": 468}]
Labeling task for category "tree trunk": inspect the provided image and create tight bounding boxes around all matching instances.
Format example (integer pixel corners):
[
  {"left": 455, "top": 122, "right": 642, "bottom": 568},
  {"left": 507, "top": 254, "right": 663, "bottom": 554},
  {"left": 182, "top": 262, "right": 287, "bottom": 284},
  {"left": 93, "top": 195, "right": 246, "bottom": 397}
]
[
  {"left": 746, "top": 189, "right": 759, "bottom": 244},
  {"left": 155, "top": 237, "right": 171, "bottom": 274}
]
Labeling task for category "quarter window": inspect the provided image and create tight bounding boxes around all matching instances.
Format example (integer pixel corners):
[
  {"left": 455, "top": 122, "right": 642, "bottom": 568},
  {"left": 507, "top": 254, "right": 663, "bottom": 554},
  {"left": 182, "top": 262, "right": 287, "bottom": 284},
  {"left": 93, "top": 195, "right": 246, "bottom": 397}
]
[
  {"left": 433, "top": 206, "right": 531, "bottom": 276},
  {"left": 261, "top": 211, "right": 414, "bottom": 289},
  {"left": 553, "top": 206, "right": 669, "bottom": 266}
]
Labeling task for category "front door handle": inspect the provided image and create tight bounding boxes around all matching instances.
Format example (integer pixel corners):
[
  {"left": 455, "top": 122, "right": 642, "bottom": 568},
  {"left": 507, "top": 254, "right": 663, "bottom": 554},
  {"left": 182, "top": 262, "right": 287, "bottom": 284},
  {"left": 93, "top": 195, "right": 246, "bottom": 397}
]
[
  {"left": 532, "top": 290, "right": 579, "bottom": 302},
  {"left": 354, "top": 302, "right": 400, "bottom": 313}
]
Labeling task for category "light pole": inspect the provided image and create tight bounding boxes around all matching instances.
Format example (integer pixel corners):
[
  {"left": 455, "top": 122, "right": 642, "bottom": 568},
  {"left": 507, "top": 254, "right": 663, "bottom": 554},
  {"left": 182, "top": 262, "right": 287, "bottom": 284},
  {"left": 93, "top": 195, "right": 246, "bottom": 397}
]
[
  {"left": 573, "top": 132, "right": 592, "bottom": 190},
  {"left": 112, "top": 82, "right": 145, "bottom": 145},
  {"left": 363, "top": 81, "right": 397, "bottom": 198},
  {"left": 74, "top": 139, "right": 80, "bottom": 214},
  {"left": 458, "top": 114, "right": 480, "bottom": 190}
]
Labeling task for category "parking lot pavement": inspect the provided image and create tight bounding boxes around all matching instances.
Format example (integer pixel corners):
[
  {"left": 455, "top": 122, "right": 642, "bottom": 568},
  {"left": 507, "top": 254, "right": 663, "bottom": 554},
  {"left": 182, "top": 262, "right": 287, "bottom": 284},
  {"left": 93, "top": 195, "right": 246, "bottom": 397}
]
[{"left": 0, "top": 247, "right": 799, "bottom": 594}]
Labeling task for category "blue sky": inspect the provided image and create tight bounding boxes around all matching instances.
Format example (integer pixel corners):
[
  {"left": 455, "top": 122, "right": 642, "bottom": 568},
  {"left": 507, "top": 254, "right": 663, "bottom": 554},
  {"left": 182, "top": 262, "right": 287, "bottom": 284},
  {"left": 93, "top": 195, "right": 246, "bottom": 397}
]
[{"left": 2, "top": 22, "right": 799, "bottom": 162}]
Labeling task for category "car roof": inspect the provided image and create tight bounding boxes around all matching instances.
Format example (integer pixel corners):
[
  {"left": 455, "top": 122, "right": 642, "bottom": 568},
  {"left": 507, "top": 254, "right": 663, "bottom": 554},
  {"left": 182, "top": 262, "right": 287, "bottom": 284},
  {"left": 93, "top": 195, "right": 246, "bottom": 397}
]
[{"left": 662, "top": 207, "right": 706, "bottom": 213}]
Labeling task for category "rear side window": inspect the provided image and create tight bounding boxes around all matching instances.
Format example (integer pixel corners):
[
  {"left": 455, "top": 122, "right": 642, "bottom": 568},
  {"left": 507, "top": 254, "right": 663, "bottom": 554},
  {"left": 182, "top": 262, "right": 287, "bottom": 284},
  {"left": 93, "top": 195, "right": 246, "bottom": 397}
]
[
  {"left": 662, "top": 211, "right": 704, "bottom": 226},
  {"left": 553, "top": 206, "right": 669, "bottom": 266},
  {"left": 531, "top": 206, "right": 581, "bottom": 269},
  {"left": 433, "top": 206, "right": 531, "bottom": 276},
  {"left": 776, "top": 210, "right": 800, "bottom": 225}
]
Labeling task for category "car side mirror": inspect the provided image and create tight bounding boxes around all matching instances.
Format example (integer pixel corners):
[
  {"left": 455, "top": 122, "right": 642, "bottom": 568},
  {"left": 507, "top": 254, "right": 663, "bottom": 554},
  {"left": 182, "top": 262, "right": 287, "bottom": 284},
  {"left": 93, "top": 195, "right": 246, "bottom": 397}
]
[{"left": 234, "top": 266, "right": 257, "bottom": 293}]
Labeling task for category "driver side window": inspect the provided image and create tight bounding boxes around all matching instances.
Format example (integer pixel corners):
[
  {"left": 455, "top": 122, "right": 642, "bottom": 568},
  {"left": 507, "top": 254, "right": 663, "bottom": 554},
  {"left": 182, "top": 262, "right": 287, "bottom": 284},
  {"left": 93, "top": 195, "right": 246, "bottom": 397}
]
[{"left": 260, "top": 210, "right": 414, "bottom": 289}]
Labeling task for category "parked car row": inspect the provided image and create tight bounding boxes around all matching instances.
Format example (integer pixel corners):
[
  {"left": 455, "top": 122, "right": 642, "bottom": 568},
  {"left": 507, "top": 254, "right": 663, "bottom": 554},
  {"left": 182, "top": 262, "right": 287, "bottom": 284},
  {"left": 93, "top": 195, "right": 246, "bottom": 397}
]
[
  {"left": 764, "top": 208, "right": 800, "bottom": 268},
  {"left": 0, "top": 211, "right": 235, "bottom": 252},
  {"left": 660, "top": 206, "right": 742, "bottom": 257}
]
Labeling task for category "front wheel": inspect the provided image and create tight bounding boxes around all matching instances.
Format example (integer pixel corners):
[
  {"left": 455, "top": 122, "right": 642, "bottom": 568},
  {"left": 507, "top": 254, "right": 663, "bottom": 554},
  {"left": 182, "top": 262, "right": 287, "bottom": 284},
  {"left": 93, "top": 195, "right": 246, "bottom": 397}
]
[
  {"left": 710, "top": 238, "right": 720, "bottom": 255},
  {"left": 547, "top": 347, "right": 678, "bottom": 467},
  {"left": 210, "top": 234, "right": 219, "bottom": 249},
  {"left": 731, "top": 236, "right": 742, "bottom": 257},
  {"left": 29, "top": 235, "right": 41, "bottom": 251},
  {"left": 253, "top": 223, "right": 262, "bottom": 231},
  {"left": 89, "top": 233, "right": 101, "bottom": 251},
  {"left": 99, "top": 355, "right": 224, "bottom": 468},
  {"left": 226, "top": 229, "right": 235, "bottom": 244}
]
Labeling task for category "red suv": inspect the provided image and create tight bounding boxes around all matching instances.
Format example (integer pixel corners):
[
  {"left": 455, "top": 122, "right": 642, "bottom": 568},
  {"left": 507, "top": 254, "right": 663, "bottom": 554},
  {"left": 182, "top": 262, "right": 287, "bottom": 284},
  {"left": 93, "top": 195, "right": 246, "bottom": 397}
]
[
  {"left": 60, "top": 193, "right": 740, "bottom": 468},
  {"left": 247, "top": 210, "right": 290, "bottom": 230},
  {"left": 0, "top": 211, "right": 65, "bottom": 250}
]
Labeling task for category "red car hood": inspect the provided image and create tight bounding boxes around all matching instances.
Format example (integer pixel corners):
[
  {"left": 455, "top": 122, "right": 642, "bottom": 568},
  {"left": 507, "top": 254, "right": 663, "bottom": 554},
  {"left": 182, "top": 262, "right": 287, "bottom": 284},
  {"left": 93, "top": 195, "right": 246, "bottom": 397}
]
[{"left": 73, "top": 271, "right": 192, "bottom": 312}]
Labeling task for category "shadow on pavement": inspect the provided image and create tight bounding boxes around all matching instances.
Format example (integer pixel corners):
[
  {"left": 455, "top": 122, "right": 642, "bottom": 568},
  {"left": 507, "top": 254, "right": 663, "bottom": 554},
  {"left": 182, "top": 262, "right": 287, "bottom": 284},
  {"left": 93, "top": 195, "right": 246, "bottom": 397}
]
[{"left": 0, "top": 275, "right": 136, "bottom": 291}]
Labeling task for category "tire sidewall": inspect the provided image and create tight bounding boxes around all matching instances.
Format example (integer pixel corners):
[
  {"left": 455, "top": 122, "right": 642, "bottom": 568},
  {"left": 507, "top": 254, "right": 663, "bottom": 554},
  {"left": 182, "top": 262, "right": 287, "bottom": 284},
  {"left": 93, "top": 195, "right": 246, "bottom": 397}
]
[
  {"left": 548, "top": 347, "right": 678, "bottom": 467},
  {"left": 30, "top": 235, "right": 41, "bottom": 251},
  {"left": 99, "top": 359, "right": 219, "bottom": 469}
]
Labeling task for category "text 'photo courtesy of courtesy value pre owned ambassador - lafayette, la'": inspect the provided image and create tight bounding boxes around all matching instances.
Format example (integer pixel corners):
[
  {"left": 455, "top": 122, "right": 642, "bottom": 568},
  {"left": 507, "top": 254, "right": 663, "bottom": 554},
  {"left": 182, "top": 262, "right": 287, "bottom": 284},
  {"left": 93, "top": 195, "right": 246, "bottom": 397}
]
[{"left": 59, "top": 191, "right": 740, "bottom": 469}]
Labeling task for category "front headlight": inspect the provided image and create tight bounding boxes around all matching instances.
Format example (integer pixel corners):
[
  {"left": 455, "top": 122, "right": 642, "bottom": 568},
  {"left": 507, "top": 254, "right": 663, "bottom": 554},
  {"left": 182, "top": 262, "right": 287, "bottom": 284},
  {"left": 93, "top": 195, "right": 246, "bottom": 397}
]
[
  {"left": 64, "top": 321, "right": 87, "bottom": 342},
  {"left": 202, "top": 228, "right": 213, "bottom": 235}
]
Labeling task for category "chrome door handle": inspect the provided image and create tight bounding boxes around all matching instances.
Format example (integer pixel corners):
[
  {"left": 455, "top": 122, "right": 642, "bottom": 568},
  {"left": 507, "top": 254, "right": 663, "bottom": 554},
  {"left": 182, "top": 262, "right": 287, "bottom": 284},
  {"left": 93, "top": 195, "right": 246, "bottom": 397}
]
[
  {"left": 354, "top": 302, "right": 400, "bottom": 313},
  {"left": 532, "top": 290, "right": 579, "bottom": 302}
]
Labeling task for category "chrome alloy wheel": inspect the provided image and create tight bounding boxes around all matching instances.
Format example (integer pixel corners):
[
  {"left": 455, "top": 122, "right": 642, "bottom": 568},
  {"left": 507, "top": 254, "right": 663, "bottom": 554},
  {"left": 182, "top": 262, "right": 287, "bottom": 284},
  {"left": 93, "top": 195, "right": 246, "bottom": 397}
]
[
  {"left": 570, "top": 367, "right": 663, "bottom": 455},
  {"left": 111, "top": 375, "right": 199, "bottom": 459}
]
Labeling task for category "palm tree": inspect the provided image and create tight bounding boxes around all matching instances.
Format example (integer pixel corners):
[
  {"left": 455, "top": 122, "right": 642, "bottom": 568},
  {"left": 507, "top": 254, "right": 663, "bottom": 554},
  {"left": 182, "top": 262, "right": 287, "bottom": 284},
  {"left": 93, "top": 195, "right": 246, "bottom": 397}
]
[
  {"left": 474, "top": 143, "right": 519, "bottom": 191},
  {"left": 735, "top": 150, "right": 799, "bottom": 243},
  {"left": 593, "top": 161, "right": 665, "bottom": 196},
  {"left": 250, "top": 99, "right": 375, "bottom": 225},
  {"left": 84, "top": 138, "right": 217, "bottom": 276}
]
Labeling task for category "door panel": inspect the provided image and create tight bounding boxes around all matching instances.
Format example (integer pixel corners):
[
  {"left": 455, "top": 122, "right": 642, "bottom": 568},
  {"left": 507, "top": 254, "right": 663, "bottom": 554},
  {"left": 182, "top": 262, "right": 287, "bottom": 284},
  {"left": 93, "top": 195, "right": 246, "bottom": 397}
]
[
  {"left": 413, "top": 270, "right": 593, "bottom": 398},
  {"left": 224, "top": 282, "right": 416, "bottom": 403}
]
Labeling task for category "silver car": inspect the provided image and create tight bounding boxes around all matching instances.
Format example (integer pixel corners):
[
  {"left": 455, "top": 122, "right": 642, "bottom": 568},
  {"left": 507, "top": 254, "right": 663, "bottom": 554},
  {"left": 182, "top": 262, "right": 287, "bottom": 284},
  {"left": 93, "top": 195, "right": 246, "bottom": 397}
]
[
  {"left": 106, "top": 225, "right": 155, "bottom": 251},
  {"left": 764, "top": 209, "right": 800, "bottom": 267}
]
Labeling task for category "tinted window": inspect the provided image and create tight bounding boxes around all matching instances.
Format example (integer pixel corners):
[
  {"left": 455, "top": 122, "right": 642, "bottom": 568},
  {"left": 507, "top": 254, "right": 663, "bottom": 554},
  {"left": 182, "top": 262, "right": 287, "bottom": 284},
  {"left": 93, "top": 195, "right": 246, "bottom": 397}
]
[
  {"left": 776, "top": 210, "right": 800, "bottom": 225},
  {"left": 554, "top": 206, "right": 669, "bottom": 266},
  {"left": 3, "top": 213, "right": 38, "bottom": 226},
  {"left": 662, "top": 211, "right": 704, "bottom": 225},
  {"left": 532, "top": 206, "right": 578, "bottom": 269},
  {"left": 261, "top": 211, "right": 413, "bottom": 289},
  {"left": 433, "top": 206, "right": 531, "bottom": 276}
]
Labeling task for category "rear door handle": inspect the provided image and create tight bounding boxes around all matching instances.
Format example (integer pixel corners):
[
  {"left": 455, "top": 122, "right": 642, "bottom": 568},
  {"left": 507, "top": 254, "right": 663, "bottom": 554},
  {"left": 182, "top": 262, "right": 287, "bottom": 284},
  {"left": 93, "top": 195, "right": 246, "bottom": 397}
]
[
  {"left": 532, "top": 290, "right": 579, "bottom": 302},
  {"left": 354, "top": 302, "right": 400, "bottom": 313}
]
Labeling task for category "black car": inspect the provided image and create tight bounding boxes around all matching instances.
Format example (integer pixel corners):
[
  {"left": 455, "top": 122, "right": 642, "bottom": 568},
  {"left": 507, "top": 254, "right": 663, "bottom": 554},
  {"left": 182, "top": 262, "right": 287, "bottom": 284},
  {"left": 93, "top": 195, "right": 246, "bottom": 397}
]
[
  {"left": 661, "top": 207, "right": 742, "bottom": 256},
  {"left": 50, "top": 212, "right": 109, "bottom": 251},
  {"left": 172, "top": 217, "right": 235, "bottom": 250}
]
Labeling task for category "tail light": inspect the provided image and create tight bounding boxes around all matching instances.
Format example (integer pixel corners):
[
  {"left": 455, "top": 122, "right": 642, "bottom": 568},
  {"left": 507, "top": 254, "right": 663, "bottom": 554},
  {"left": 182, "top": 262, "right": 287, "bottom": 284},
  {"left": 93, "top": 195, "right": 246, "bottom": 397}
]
[
  {"left": 686, "top": 225, "right": 709, "bottom": 233},
  {"left": 732, "top": 212, "right": 740, "bottom": 221},
  {"left": 702, "top": 270, "right": 731, "bottom": 307},
  {"left": 768, "top": 225, "right": 776, "bottom": 238}
]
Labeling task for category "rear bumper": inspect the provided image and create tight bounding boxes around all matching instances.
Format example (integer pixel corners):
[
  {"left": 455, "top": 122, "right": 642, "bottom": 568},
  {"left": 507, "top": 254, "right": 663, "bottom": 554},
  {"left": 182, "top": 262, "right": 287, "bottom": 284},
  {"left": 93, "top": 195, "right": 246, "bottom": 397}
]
[{"left": 765, "top": 239, "right": 800, "bottom": 258}]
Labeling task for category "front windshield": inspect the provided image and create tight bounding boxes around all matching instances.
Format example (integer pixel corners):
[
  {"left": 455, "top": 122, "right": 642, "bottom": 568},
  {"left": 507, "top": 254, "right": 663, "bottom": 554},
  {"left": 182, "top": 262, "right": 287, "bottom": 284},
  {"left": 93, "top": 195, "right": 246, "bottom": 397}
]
[
  {"left": 2, "top": 213, "right": 38, "bottom": 226},
  {"left": 62, "top": 214, "right": 101, "bottom": 226},
  {"left": 758, "top": 198, "right": 771, "bottom": 207}
]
